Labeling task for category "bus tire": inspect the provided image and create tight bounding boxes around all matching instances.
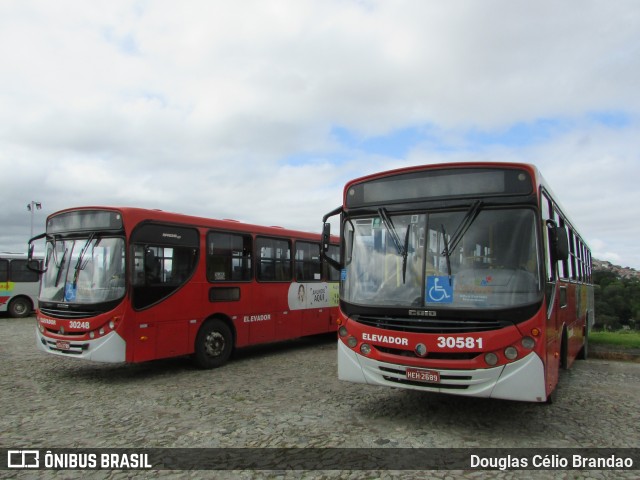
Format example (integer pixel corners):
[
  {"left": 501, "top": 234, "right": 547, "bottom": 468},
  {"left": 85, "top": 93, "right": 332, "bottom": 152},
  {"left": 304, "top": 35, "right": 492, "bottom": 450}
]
[
  {"left": 577, "top": 321, "right": 589, "bottom": 360},
  {"left": 8, "top": 297, "right": 32, "bottom": 318},
  {"left": 560, "top": 327, "right": 569, "bottom": 370},
  {"left": 194, "top": 319, "right": 233, "bottom": 369}
]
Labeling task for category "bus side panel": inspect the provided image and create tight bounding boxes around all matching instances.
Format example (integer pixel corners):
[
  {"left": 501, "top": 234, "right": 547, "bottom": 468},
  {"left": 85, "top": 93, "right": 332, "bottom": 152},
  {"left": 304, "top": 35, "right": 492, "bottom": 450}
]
[
  {"left": 156, "top": 320, "right": 190, "bottom": 359},
  {"left": 248, "top": 284, "right": 282, "bottom": 344},
  {"left": 557, "top": 281, "right": 581, "bottom": 369},
  {"left": 131, "top": 321, "right": 156, "bottom": 363},
  {"left": 545, "top": 292, "right": 562, "bottom": 397},
  {"left": 567, "top": 283, "right": 591, "bottom": 365},
  {"left": 129, "top": 282, "right": 202, "bottom": 362},
  {"left": 565, "top": 283, "right": 581, "bottom": 369},
  {"left": 276, "top": 309, "right": 303, "bottom": 341},
  {"left": 300, "top": 308, "right": 321, "bottom": 337}
]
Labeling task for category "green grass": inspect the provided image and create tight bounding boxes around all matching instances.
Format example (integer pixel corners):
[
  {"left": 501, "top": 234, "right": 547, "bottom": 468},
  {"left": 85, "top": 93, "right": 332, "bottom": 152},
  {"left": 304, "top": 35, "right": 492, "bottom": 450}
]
[{"left": 590, "top": 331, "right": 640, "bottom": 349}]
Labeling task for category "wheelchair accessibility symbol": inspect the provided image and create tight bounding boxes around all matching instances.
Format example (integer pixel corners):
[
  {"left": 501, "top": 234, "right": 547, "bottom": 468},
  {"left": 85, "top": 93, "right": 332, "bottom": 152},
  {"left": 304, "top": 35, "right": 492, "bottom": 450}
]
[{"left": 426, "top": 276, "right": 454, "bottom": 304}]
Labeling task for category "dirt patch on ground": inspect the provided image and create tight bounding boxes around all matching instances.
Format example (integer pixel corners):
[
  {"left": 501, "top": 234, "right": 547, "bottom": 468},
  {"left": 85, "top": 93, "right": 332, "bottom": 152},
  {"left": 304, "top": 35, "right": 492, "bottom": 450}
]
[{"left": 590, "top": 344, "right": 640, "bottom": 362}]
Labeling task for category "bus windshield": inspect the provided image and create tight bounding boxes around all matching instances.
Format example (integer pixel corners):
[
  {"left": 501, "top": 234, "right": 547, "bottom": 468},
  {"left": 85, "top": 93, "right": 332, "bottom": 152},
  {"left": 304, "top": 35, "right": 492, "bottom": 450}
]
[
  {"left": 343, "top": 208, "right": 541, "bottom": 309},
  {"left": 41, "top": 237, "right": 126, "bottom": 304}
]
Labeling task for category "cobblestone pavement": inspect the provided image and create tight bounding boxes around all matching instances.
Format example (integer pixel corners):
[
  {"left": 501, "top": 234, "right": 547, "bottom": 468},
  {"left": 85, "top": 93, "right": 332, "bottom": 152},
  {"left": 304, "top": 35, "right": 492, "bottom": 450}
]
[{"left": 1, "top": 316, "right": 639, "bottom": 479}]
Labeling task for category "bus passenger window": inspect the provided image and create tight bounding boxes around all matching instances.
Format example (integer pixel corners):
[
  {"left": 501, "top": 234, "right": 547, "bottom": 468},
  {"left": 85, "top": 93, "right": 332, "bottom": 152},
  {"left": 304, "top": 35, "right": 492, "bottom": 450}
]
[{"left": 257, "top": 237, "right": 291, "bottom": 282}]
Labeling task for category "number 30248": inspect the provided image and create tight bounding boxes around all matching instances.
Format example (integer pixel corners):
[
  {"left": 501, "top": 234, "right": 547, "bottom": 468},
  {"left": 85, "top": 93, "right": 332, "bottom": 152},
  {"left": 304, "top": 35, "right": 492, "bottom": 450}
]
[
  {"left": 437, "top": 336, "right": 483, "bottom": 349},
  {"left": 69, "top": 321, "right": 90, "bottom": 330}
]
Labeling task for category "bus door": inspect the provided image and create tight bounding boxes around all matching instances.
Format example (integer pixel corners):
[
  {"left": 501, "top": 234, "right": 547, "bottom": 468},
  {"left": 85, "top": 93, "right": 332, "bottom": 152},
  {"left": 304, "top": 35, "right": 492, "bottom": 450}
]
[{"left": 130, "top": 224, "right": 200, "bottom": 361}]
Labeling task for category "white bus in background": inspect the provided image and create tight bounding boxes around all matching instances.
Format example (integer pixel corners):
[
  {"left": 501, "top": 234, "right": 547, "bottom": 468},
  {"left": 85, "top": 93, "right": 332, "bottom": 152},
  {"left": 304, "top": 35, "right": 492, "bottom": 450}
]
[{"left": 0, "top": 253, "right": 42, "bottom": 318}]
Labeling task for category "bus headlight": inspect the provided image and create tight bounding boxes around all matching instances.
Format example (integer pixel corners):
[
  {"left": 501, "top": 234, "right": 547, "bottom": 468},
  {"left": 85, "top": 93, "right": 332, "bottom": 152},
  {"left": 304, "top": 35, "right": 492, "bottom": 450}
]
[
  {"left": 521, "top": 336, "right": 535, "bottom": 350},
  {"left": 504, "top": 347, "right": 518, "bottom": 360},
  {"left": 360, "top": 344, "right": 371, "bottom": 355},
  {"left": 347, "top": 336, "right": 358, "bottom": 348},
  {"left": 485, "top": 353, "right": 498, "bottom": 366},
  {"left": 109, "top": 320, "right": 115, "bottom": 329},
  {"left": 89, "top": 332, "right": 95, "bottom": 339},
  {"left": 338, "top": 326, "right": 348, "bottom": 338}
]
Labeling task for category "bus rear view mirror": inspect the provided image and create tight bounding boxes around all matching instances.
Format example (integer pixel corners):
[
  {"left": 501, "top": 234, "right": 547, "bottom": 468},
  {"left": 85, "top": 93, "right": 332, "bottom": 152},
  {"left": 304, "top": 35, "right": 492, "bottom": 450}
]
[
  {"left": 27, "top": 232, "right": 48, "bottom": 274},
  {"left": 546, "top": 220, "right": 569, "bottom": 263},
  {"left": 322, "top": 222, "right": 331, "bottom": 253}
]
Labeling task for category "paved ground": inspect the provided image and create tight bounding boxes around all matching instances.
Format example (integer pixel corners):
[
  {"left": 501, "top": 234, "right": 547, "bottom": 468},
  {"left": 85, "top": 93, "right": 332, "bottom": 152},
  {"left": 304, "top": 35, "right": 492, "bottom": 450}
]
[{"left": 1, "top": 315, "right": 639, "bottom": 479}]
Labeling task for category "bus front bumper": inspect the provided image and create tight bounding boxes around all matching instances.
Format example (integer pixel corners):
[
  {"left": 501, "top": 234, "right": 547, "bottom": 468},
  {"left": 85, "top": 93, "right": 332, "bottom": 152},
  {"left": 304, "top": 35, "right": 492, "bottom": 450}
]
[
  {"left": 337, "top": 340, "right": 547, "bottom": 402},
  {"left": 35, "top": 327, "right": 126, "bottom": 363}
]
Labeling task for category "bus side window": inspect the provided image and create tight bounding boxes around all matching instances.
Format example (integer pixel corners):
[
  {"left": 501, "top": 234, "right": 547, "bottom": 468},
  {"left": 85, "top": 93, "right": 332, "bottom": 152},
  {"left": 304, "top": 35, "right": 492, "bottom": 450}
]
[
  {"left": 207, "top": 232, "right": 252, "bottom": 282},
  {"left": 295, "top": 241, "right": 321, "bottom": 281},
  {"left": 130, "top": 224, "right": 200, "bottom": 310},
  {"left": 0, "top": 259, "right": 7, "bottom": 282},
  {"left": 257, "top": 237, "right": 291, "bottom": 282},
  {"left": 10, "top": 260, "right": 39, "bottom": 283},
  {"left": 324, "top": 244, "right": 340, "bottom": 281}
]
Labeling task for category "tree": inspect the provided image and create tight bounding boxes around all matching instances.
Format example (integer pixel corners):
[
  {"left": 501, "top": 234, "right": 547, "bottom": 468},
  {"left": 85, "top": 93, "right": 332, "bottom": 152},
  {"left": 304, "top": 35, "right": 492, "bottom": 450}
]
[{"left": 593, "top": 269, "right": 640, "bottom": 331}]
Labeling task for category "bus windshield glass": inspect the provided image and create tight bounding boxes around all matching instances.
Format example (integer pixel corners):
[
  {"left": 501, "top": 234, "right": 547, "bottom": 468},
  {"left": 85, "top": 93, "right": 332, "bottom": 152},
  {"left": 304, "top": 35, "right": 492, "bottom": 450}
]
[
  {"left": 343, "top": 208, "right": 541, "bottom": 309},
  {"left": 41, "top": 237, "right": 126, "bottom": 304}
]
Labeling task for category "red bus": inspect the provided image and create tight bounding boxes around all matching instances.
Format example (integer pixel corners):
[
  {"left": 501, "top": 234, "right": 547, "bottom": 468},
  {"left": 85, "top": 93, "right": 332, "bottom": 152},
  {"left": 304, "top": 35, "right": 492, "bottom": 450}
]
[
  {"left": 322, "top": 162, "right": 594, "bottom": 402},
  {"left": 27, "top": 206, "right": 340, "bottom": 368}
]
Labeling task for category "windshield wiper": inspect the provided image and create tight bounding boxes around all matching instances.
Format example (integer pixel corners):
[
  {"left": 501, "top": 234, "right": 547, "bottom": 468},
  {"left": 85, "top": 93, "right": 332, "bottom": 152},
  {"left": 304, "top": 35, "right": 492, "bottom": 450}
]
[
  {"left": 72, "top": 233, "right": 99, "bottom": 287},
  {"left": 402, "top": 224, "right": 411, "bottom": 284},
  {"left": 441, "top": 224, "right": 452, "bottom": 287},
  {"left": 378, "top": 208, "right": 412, "bottom": 284},
  {"left": 440, "top": 200, "right": 483, "bottom": 287},
  {"left": 446, "top": 200, "right": 483, "bottom": 255},
  {"left": 54, "top": 248, "right": 68, "bottom": 288},
  {"left": 378, "top": 208, "right": 405, "bottom": 256}
]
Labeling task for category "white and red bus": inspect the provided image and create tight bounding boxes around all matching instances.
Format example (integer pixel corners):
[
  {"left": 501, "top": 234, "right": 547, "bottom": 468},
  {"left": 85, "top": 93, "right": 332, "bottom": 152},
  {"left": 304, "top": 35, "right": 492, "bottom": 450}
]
[
  {"left": 322, "top": 162, "right": 594, "bottom": 402},
  {"left": 27, "top": 207, "right": 340, "bottom": 368},
  {"left": 0, "top": 254, "right": 42, "bottom": 318}
]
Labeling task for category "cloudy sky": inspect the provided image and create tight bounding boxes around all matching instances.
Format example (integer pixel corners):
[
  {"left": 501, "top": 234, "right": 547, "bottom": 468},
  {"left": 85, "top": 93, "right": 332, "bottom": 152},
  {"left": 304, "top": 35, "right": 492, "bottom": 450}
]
[{"left": 1, "top": 0, "right": 639, "bottom": 269}]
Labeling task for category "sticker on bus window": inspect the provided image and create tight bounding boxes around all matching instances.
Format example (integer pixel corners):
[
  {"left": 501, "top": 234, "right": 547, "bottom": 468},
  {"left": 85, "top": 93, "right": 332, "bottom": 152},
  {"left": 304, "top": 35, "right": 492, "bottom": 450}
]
[
  {"left": 426, "top": 276, "right": 453, "bottom": 304},
  {"left": 64, "top": 283, "right": 77, "bottom": 302}
]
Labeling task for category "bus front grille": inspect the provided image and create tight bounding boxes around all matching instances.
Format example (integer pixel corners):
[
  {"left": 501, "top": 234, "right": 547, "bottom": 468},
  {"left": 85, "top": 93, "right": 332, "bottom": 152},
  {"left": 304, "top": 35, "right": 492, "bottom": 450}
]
[
  {"left": 352, "top": 315, "right": 508, "bottom": 334},
  {"left": 375, "top": 345, "right": 480, "bottom": 360},
  {"left": 379, "top": 366, "right": 471, "bottom": 390},
  {"left": 39, "top": 307, "right": 96, "bottom": 319}
]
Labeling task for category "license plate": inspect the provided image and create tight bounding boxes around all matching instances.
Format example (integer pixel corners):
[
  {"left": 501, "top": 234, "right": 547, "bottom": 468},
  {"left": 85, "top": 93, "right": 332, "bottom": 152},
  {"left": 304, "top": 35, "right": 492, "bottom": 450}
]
[
  {"left": 56, "top": 340, "right": 71, "bottom": 351},
  {"left": 406, "top": 367, "right": 440, "bottom": 384}
]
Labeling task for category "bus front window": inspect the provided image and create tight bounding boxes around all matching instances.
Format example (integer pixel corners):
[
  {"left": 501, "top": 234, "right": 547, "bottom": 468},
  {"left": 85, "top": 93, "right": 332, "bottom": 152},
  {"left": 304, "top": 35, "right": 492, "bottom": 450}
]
[
  {"left": 41, "top": 237, "right": 126, "bottom": 304},
  {"left": 343, "top": 208, "right": 541, "bottom": 309}
]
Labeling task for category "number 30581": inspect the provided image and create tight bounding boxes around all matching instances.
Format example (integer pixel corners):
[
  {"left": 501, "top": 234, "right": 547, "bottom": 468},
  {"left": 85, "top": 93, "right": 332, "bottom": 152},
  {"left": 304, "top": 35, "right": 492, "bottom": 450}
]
[{"left": 437, "top": 336, "right": 483, "bottom": 349}]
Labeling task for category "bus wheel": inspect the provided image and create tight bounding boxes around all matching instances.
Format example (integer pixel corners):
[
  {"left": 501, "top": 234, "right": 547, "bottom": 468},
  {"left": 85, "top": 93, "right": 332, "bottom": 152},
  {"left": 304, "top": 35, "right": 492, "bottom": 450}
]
[
  {"left": 194, "top": 319, "right": 232, "bottom": 369},
  {"left": 8, "top": 297, "right": 31, "bottom": 318},
  {"left": 577, "top": 322, "right": 589, "bottom": 360}
]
